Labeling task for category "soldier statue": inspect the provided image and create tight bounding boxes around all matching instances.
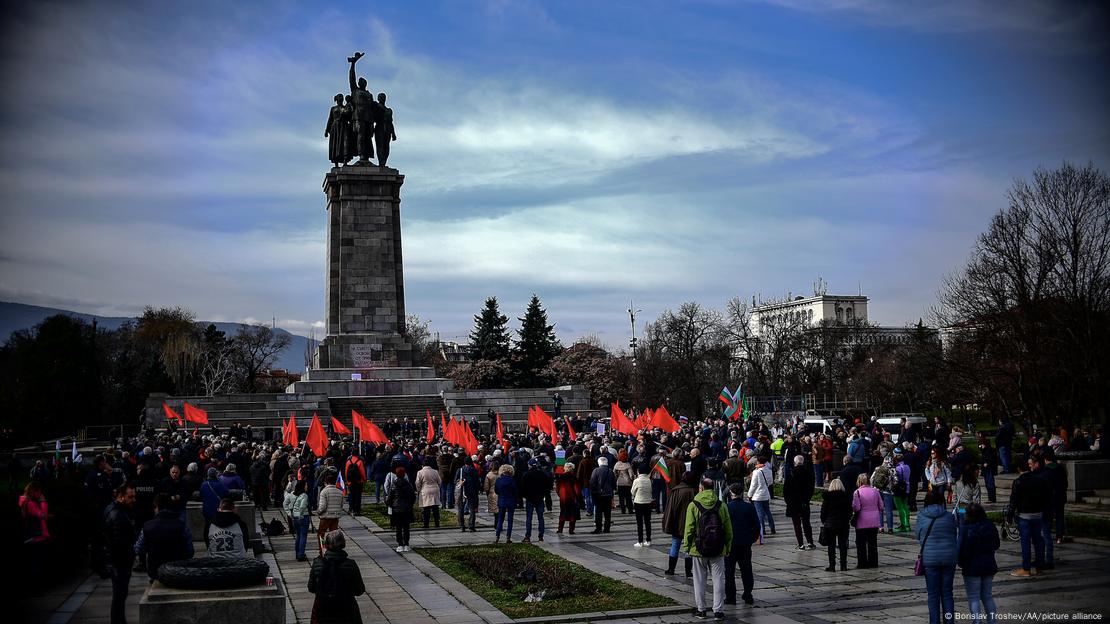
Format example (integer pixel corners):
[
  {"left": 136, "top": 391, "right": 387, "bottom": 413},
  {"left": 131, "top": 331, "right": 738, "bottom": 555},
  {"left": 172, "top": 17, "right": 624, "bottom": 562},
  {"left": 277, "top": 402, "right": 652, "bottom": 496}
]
[{"left": 347, "top": 52, "right": 375, "bottom": 164}]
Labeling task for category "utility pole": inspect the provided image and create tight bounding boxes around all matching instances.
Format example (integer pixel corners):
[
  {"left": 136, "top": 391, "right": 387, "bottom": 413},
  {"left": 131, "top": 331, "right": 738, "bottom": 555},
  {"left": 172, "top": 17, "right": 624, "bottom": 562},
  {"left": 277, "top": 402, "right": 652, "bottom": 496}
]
[{"left": 628, "top": 300, "right": 642, "bottom": 404}]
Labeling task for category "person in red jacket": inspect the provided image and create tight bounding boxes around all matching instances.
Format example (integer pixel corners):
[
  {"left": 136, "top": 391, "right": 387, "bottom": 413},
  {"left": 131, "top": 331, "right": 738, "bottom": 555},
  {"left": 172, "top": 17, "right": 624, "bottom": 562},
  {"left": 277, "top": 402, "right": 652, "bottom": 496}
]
[{"left": 344, "top": 451, "right": 367, "bottom": 516}]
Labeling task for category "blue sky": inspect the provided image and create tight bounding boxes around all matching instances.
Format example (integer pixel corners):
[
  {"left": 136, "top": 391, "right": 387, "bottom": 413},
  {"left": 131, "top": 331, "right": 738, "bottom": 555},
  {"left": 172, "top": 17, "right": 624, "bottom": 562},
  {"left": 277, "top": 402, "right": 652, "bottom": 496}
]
[{"left": 1, "top": 0, "right": 1107, "bottom": 349}]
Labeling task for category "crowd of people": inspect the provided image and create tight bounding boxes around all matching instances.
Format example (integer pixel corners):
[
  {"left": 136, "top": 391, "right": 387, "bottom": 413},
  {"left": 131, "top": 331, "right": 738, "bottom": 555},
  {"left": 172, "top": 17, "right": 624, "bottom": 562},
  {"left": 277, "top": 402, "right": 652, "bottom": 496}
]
[{"left": 13, "top": 410, "right": 1098, "bottom": 623}]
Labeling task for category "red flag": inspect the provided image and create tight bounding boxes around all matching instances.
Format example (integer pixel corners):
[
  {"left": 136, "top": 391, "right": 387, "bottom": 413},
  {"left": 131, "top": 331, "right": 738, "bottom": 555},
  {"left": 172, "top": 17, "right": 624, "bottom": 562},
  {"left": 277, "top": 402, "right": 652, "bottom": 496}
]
[
  {"left": 653, "top": 405, "right": 681, "bottom": 433},
  {"left": 284, "top": 413, "right": 299, "bottom": 447},
  {"left": 183, "top": 402, "right": 209, "bottom": 425},
  {"left": 441, "top": 412, "right": 448, "bottom": 440},
  {"left": 330, "top": 416, "right": 351, "bottom": 435},
  {"left": 496, "top": 413, "right": 509, "bottom": 453},
  {"left": 530, "top": 405, "right": 557, "bottom": 439},
  {"left": 305, "top": 413, "right": 328, "bottom": 457},
  {"left": 635, "top": 407, "right": 655, "bottom": 430},
  {"left": 351, "top": 409, "right": 369, "bottom": 434},
  {"left": 610, "top": 402, "right": 638, "bottom": 435},
  {"left": 426, "top": 410, "right": 435, "bottom": 443},
  {"left": 359, "top": 419, "right": 391, "bottom": 445},
  {"left": 460, "top": 422, "right": 478, "bottom": 456},
  {"left": 563, "top": 415, "right": 577, "bottom": 441},
  {"left": 163, "top": 403, "right": 183, "bottom": 425}
]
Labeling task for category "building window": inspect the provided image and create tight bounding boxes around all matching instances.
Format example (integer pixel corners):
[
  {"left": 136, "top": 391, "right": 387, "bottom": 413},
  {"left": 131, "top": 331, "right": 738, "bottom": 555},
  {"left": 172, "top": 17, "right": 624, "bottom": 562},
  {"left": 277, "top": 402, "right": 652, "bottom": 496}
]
[
  {"left": 836, "top": 308, "right": 843, "bottom": 323},
  {"left": 846, "top": 308, "right": 854, "bottom": 321}
]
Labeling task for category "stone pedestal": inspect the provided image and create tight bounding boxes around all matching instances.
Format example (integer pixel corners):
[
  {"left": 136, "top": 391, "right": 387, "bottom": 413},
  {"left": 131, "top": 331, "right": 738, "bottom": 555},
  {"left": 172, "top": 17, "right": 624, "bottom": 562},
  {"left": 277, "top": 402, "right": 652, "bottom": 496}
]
[
  {"left": 139, "top": 580, "right": 284, "bottom": 624},
  {"left": 186, "top": 502, "right": 205, "bottom": 541},
  {"left": 315, "top": 165, "right": 413, "bottom": 368}
]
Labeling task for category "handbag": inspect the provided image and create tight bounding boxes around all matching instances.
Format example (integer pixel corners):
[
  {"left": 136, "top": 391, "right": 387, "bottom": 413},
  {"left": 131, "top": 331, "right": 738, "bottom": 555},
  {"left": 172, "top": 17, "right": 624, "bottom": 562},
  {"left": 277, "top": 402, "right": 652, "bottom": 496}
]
[
  {"left": 818, "top": 525, "right": 830, "bottom": 547},
  {"left": 914, "top": 517, "right": 938, "bottom": 576}
]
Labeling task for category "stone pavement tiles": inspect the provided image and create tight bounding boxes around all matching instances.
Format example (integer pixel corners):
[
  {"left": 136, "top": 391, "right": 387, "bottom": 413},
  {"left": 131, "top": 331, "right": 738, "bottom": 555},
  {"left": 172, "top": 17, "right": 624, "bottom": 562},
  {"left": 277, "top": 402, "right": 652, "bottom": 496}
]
[{"left": 34, "top": 496, "right": 1110, "bottom": 624}]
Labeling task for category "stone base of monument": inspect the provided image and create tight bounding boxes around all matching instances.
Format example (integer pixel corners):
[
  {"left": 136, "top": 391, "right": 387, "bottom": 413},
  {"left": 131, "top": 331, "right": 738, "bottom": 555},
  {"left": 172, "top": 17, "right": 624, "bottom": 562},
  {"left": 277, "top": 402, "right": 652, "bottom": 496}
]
[{"left": 139, "top": 580, "right": 284, "bottom": 624}]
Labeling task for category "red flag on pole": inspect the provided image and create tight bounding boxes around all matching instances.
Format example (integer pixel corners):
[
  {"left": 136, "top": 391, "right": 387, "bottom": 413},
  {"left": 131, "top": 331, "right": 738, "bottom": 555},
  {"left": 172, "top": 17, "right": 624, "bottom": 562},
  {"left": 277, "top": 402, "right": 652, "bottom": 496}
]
[
  {"left": 163, "top": 403, "right": 183, "bottom": 426},
  {"left": 330, "top": 416, "right": 351, "bottom": 435},
  {"left": 496, "top": 413, "right": 508, "bottom": 453},
  {"left": 425, "top": 410, "right": 435, "bottom": 443},
  {"left": 653, "top": 405, "right": 681, "bottom": 433},
  {"left": 563, "top": 415, "right": 577, "bottom": 441},
  {"left": 359, "top": 419, "right": 391, "bottom": 445},
  {"left": 350, "top": 409, "right": 367, "bottom": 433},
  {"left": 183, "top": 402, "right": 209, "bottom": 425},
  {"left": 305, "top": 413, "right": 328, "bottom": 457},
  {"left": 441, "top": 412, "right": 448, "bottom": 440},
  {"left": 284, "top": 413, "right": 299, "bottom": 447},
  {"left": 610, "top": 402, "right": 638, "bottom": 435},
  {"left": 530, "top": 405, "right": 557, "bottom": 439}
]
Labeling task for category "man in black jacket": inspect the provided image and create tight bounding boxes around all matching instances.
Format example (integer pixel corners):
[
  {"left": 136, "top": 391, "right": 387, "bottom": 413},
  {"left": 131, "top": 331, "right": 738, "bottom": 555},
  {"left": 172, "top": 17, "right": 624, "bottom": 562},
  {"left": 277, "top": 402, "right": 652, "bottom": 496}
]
[
  {"left": 725, "top": 483, "right": 760, "bottom": 605},
  {"left": 308, "top": 530, "right": 366, "bottom": 623},
  {"left": 103, "top": 484, "right": 136, "bottom": 624},
  {"left": 838, "top": 456, "right": 863, "bottom": 500},
  {"left": 521, "top": 459, "right": 553, "bottom": 543},
  {"left": 136, "top": 494, "right": 193, "bottom": 582},
  {"left": 589, "top": 457, "right": 617, "bottom": 533},
  {"left": 1009, "top": 454, "right": 1050, "bottom": 577},
  {"left": 996, "top": 418, "right": 1015, "bottom": 474}
]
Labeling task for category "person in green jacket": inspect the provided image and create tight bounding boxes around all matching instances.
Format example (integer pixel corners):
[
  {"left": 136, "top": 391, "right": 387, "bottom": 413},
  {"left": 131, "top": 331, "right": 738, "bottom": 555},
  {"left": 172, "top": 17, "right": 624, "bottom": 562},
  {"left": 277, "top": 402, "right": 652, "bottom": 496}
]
[{"left": 683, "top": 478, "right": 733, "bottom": 619}]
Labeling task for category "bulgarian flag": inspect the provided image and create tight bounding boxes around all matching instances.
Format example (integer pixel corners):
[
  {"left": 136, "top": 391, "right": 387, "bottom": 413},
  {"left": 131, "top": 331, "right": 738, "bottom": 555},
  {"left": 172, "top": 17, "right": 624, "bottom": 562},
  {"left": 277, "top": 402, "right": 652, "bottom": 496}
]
[
  {"left": 652, "top": 456, "right": 671, "bottom": 483},
  {"left": 719, "top": 388, "right": 736, "bottom": 411}
]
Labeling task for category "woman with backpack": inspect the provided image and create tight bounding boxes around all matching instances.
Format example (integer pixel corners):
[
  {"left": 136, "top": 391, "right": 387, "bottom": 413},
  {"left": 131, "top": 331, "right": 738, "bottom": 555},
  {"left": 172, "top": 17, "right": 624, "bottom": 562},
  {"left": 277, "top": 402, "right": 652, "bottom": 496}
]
[
  {"left": 308, "top": 530, "right": 366, "bottom": 623},
  {"left": 892, "top": 450, "right": 912, "bottom": 532},
  {"left": 871, "top": 457, "right": 896, "bottom": 534},
  {"left": 958, "top": 503, "right": 1000, "bottom": 624},
  {"left": 385, "top": 467, "right": 415, "bottom": 552},
  {"left": 820, "top": 477, "right": 851, "bottom": 572}
]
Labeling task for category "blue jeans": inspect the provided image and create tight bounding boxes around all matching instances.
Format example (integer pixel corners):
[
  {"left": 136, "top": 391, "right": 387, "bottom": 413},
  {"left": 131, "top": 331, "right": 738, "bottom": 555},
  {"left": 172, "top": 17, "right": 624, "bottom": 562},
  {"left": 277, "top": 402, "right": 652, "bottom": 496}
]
[
  {"left": 753, "top": 499, "right": 774, "bottom": 537},
  {"left": 375, "top": 479, "right": 385, "bottom": 502},
  {"left": 881, "top": 492, "right": 894, "bottom": 531},
  {"left": 924, "top": 565, "right": 955, "bottom": 624},
  {"left": 440, "top": 482, "right": 451, "bottom": 507},
  {"left": 495, "top": 507, "right": 514, "bottom": 538},
  {"left": 983, "top": 468, "right": 996, "bottom": 501},
  {"left": 964, "top": 574, "right": 997, "bottom": 624},
  {"left": 1040, "top": 512, "right": 1054, "bottom": 565},
  {"left": 669, "top": 535, "right": 689, "bottom": 559},
  {"left": 292, "top": 516, "right": 309, "bottom": 559},
  {"left": 998, "top": 447, "right": 1010, "bottom": 473},
  {"left": 652, "top": 479, "right": 666, "bottom": 511},
  {"left": 1017, "top": 516, "right": 1046, "bottom": 570},
  {"left": 813, "top": 462, "right": 824, "bottom": 486},
  {"left": 583, "top": 487, "right": 593, "bottom": 515},
  {"left": 525, "top": 501, "right": 545, "bottom": 538}
]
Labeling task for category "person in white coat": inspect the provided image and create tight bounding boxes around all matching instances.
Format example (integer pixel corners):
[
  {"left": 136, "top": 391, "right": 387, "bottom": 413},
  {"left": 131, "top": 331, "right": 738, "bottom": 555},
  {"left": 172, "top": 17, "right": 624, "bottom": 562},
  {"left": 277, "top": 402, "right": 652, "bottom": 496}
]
[
  {"left": 747, "top": 455, "right": 776, "bottom": 542},
  {"left": 415, "top": 460, "right": 443, "bottom": 528}
]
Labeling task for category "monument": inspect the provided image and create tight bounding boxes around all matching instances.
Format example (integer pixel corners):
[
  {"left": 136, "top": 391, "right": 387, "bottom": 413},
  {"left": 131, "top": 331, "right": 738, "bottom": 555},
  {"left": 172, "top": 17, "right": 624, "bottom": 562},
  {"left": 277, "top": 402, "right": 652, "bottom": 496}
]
[{"left": 313, "top": 51, "right": 413, "bottom": 369}]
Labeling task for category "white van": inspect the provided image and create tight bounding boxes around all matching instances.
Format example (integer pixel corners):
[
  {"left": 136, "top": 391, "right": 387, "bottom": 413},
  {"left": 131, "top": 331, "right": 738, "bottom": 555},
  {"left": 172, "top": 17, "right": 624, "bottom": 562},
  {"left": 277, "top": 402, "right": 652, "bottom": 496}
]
[
  {"left": 877, "top": 413, "right": 927, "bottom": 443},
  {"left": 802, "top": 416, "right": 837, "bottom": 437}
]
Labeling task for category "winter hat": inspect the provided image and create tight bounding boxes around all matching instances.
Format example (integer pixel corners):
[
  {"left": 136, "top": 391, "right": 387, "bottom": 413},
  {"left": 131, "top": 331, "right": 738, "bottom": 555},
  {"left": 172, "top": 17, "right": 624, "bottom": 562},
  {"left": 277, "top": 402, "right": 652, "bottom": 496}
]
[{"left": 206, "top": 468, "right": 218, "bottom": 479}]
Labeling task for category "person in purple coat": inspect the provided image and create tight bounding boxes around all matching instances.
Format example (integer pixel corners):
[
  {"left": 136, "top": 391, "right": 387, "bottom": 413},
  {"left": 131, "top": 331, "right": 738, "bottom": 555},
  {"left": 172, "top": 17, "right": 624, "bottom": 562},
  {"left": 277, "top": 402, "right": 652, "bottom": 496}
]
[
  {"left": 893, "top": 451, "right": 913, "bottom": 532},
  {"left": 851, "top": 473, "right": 884, "bottom": 568}
]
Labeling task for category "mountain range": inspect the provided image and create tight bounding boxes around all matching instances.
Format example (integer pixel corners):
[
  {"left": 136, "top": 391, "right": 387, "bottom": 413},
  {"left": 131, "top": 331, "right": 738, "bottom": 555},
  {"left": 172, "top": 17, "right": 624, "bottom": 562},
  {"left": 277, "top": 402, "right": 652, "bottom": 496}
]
[{"left": 0, "top": 301, "right": 312, "bottom": 373}]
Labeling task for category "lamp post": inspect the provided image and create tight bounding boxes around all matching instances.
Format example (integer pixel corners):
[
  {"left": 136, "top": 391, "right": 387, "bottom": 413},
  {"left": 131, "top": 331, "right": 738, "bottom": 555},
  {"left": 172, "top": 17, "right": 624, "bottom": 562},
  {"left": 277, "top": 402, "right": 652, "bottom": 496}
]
[{"left": 628, "top": 301, "right": 642, "bottom": 405}]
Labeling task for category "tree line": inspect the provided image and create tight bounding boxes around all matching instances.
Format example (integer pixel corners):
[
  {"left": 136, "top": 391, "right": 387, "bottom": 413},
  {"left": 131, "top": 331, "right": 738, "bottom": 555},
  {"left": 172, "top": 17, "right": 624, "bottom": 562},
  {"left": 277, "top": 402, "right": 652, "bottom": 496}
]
[{"left": 0, "top": 307, "right": 290, "bottom": 444}]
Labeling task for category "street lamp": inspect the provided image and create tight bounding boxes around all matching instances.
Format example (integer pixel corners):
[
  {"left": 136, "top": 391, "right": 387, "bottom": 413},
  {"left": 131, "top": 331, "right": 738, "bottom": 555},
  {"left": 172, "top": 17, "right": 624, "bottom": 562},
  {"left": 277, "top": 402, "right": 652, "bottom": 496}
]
[{"left": 628, "top": 301, "right": 642, "bottom": 405}]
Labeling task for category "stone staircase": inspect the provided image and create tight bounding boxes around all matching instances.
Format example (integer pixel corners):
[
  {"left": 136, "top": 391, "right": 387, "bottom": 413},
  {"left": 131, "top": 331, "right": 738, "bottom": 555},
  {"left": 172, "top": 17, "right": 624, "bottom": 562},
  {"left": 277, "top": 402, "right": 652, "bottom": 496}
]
[
  {"left": 144, "top": 392, "right": 332, "bottom": 432},
  {"left": 290, "top": 366, "right": 452, "bottom": 396},
  {"left": 329, "top": 395, "right": 447, "bottom": 424},
  {"left": 442, "top": 385, "right": 593, "bottom": 434}
]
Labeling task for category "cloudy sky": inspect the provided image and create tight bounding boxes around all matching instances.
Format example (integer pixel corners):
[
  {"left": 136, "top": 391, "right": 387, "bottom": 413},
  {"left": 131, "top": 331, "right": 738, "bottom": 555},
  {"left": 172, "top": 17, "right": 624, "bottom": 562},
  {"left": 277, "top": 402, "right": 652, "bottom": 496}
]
[{"left": 1, "top": 1, "right": 1107, "bottom": 348}]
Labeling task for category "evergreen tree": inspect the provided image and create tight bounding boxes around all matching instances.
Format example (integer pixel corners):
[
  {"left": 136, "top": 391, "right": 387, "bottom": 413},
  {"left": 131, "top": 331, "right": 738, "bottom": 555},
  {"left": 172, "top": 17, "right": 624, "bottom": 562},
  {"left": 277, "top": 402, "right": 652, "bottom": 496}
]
[
  {"left": 515, "top": 294, "right": 562, "bottom": 387},
  {"left": 469, "top": 297, "right": 511, "bottom": 361}
]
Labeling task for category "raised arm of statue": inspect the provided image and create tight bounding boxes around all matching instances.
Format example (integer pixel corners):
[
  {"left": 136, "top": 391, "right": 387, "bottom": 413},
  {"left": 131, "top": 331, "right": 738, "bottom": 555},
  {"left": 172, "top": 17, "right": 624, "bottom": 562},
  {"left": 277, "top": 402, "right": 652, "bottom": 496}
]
[{"left": 348, "top": 51, "right": 364, "bottom": 94}]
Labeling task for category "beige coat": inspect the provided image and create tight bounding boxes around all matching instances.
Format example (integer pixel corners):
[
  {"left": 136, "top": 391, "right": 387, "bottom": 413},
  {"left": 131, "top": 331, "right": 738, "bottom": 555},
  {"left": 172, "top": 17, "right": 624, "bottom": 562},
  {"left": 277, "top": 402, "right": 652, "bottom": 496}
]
[
  {"left": 484, "top": 470, "right": 499, "bottom": 513},
  {"left": 415, "top": 466, "right": 442, "bottom": 509}
]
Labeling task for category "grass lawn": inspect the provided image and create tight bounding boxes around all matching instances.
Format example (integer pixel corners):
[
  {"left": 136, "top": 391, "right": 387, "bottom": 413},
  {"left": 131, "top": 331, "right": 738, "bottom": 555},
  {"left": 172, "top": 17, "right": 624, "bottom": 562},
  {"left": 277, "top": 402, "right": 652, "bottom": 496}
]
[
  {"left": 416, "top": 543, "right": 676, "bottom": 618},
  {"left": 986, "top": 511, "right": 1110, "bottom": 540},
  {"left": 361, "top": 501, "right": 459, "bottom": 528}
]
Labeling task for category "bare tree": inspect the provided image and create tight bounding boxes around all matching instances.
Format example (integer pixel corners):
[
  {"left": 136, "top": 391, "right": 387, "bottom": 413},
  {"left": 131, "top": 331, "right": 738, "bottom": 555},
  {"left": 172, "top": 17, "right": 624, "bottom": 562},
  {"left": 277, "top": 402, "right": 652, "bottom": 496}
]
[
  {"left": 936, "top": 162, "right": 1110, "bottom": 426},
  {"left": 231, "top": 325, "right": 292, "bottom": 393}
]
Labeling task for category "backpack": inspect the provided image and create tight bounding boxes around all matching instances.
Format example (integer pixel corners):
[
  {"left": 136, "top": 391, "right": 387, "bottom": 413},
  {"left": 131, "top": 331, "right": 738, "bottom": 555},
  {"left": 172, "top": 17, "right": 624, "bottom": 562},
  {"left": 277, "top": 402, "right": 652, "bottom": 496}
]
[
  {"left": 891, "top": 466, "right": 905, "bottom": 492},
  {"left": 693, "top": 500, "right": 726, "bottom": 557},
  {"left": 346, "top": 461, "right": 362, "bottom": 484}
]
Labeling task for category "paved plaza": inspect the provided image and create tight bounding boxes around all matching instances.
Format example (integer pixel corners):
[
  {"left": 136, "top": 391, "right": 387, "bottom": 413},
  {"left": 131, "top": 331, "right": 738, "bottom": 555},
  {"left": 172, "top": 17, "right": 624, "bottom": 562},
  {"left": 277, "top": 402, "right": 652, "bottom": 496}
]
[{"left": 33, "top": 494, "right": 1110, "bottom": 624}]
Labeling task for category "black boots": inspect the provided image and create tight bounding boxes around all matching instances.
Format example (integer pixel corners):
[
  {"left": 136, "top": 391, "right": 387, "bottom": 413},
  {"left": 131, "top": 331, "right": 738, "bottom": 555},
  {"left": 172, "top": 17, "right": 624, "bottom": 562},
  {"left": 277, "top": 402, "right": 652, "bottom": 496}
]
[
  {"left": 665, "top": 556, "right": 677, "bottom": 575},
  {"left": 685, "top": 557, "right": 694, "bottom": 577}
]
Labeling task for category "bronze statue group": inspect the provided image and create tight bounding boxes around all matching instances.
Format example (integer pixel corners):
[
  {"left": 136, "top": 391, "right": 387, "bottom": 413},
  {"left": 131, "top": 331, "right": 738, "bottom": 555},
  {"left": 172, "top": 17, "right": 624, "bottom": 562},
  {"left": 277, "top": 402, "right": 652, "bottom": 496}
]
[{"left": 326, "top": 52, "right": 397, "bottom": 167}]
